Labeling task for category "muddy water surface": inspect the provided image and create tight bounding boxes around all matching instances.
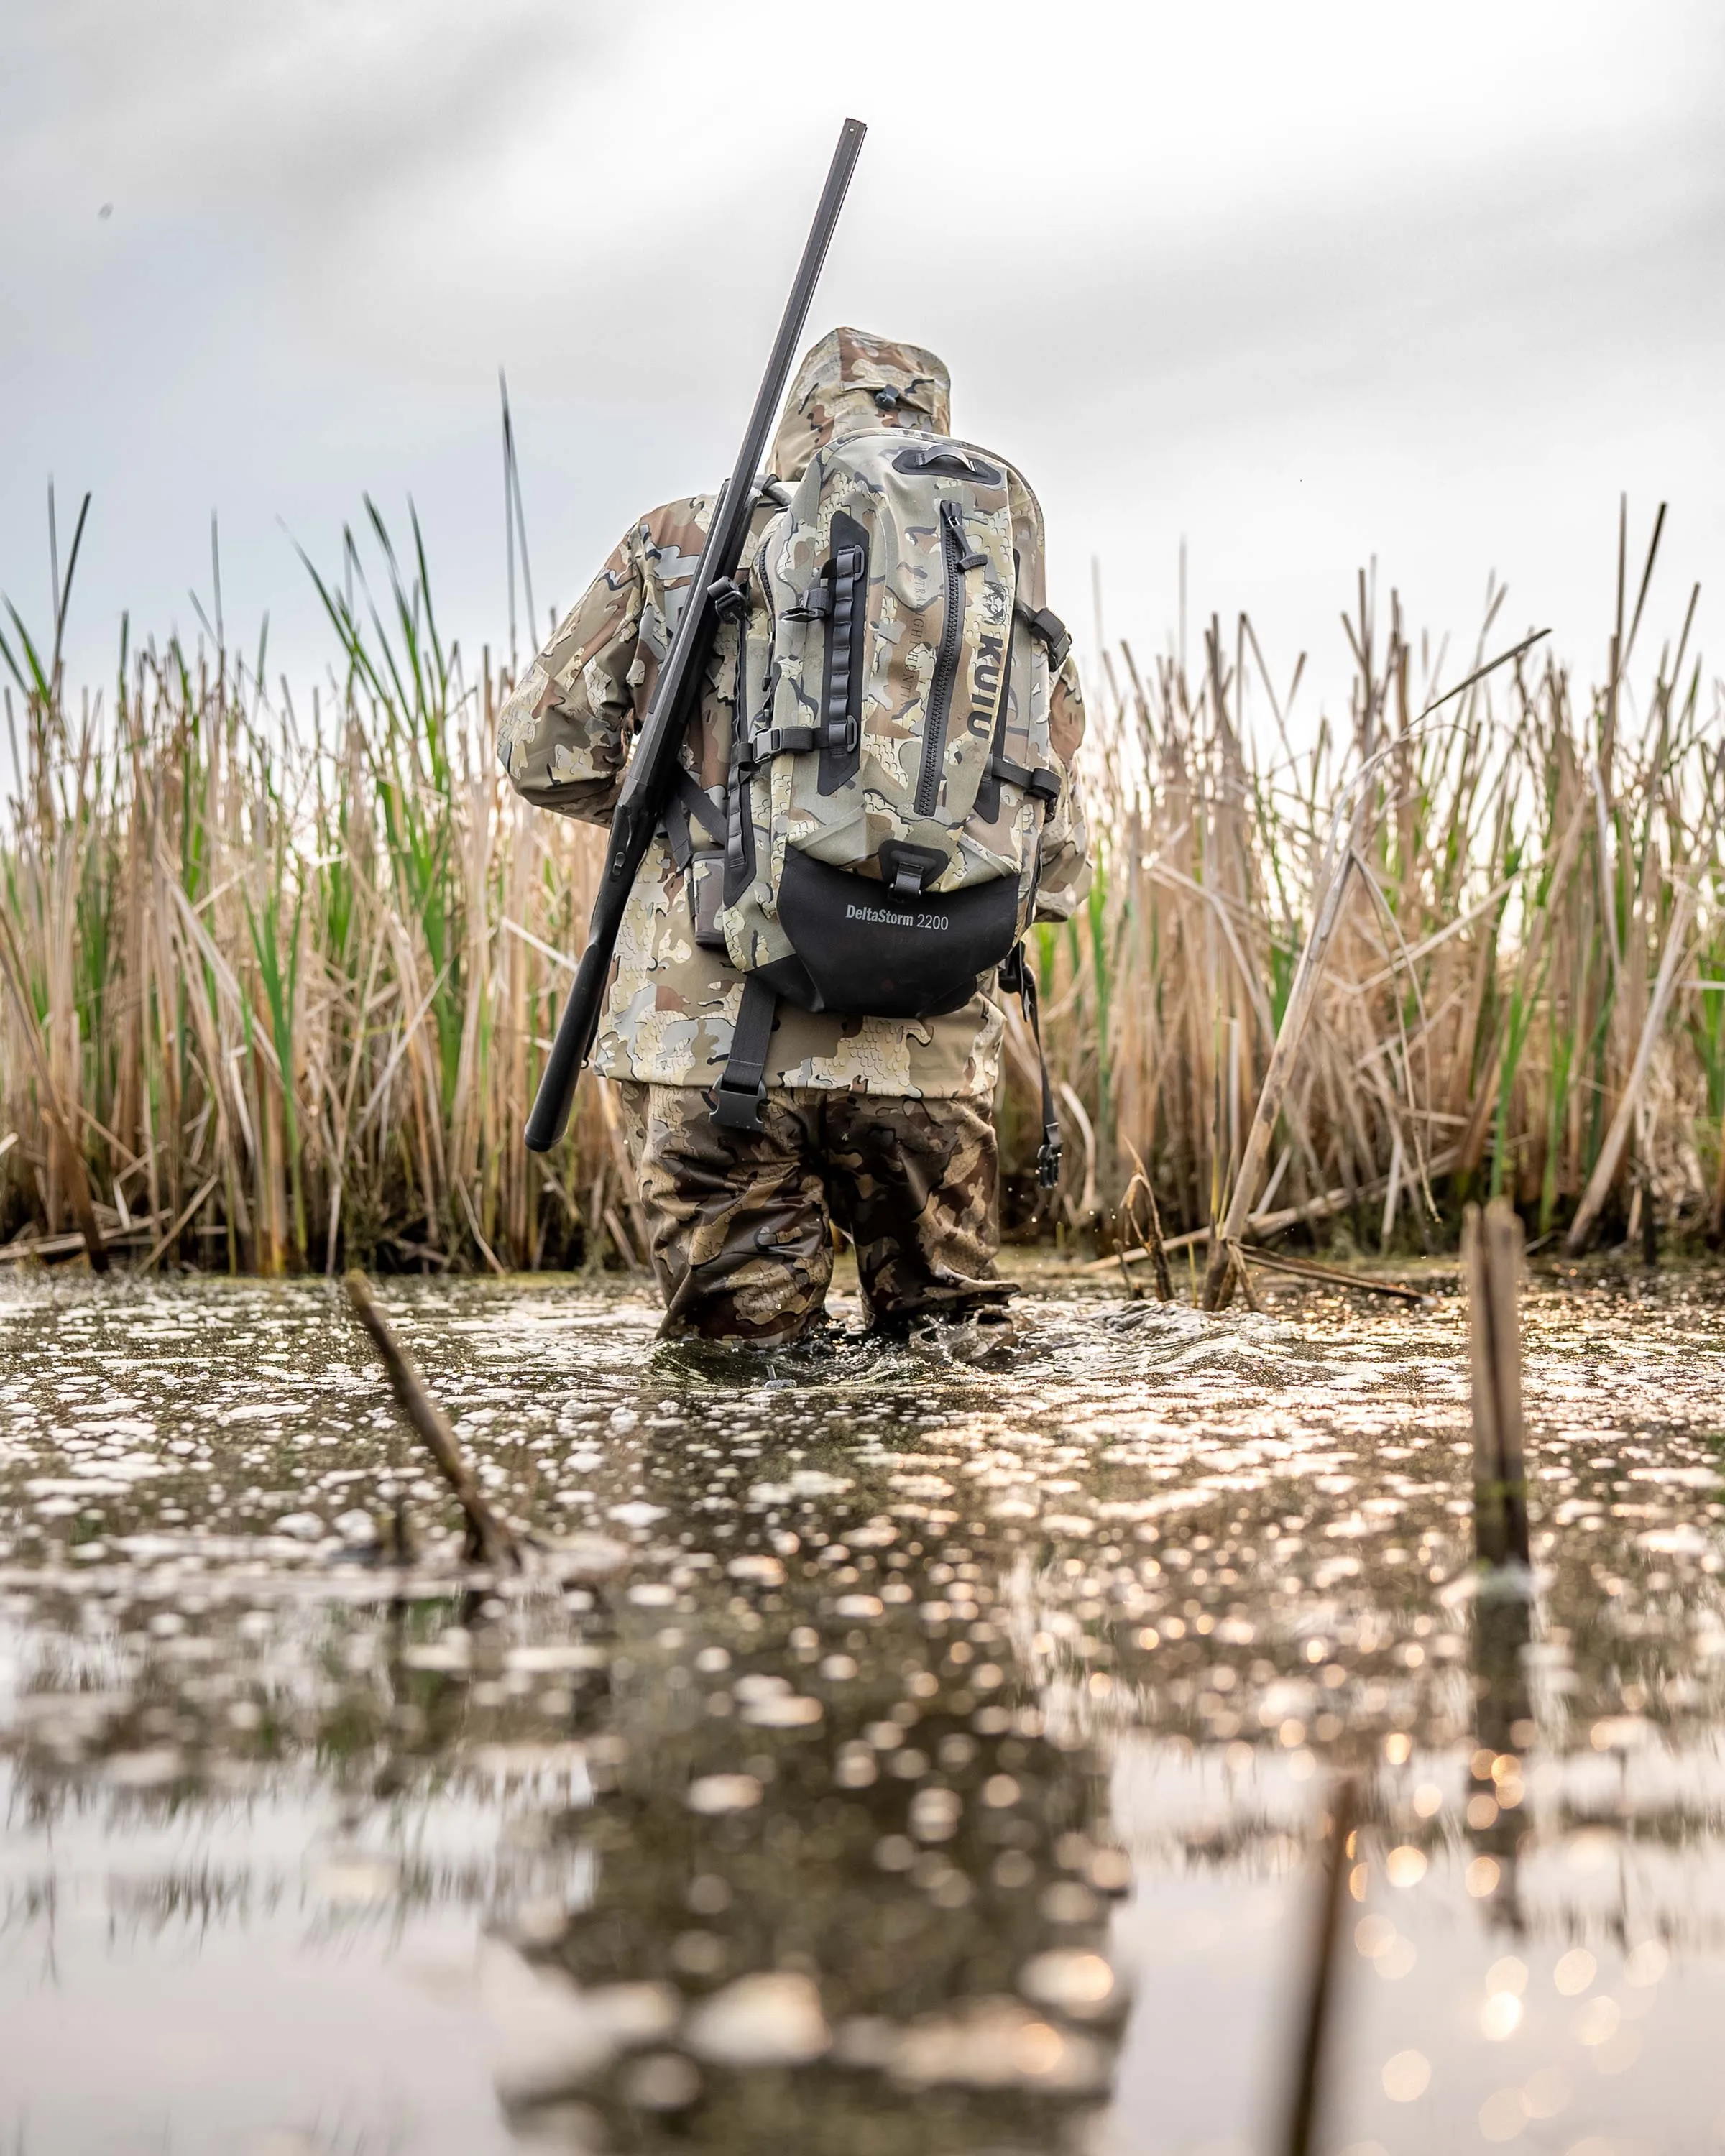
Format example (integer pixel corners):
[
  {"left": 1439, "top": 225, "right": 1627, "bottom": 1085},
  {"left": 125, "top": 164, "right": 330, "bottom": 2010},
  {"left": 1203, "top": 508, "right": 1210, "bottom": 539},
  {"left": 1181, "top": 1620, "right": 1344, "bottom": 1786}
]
[{"left": 4, "top": 1260, "right": 1725, "bottom": 2155}]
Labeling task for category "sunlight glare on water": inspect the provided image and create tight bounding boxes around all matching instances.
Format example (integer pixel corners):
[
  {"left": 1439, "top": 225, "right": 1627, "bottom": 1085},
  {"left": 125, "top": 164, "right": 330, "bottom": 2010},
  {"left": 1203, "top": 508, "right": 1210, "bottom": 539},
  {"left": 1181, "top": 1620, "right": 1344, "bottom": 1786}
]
[{"left": 3, "top": 1258, "right": 1725, "bottom": 2153}]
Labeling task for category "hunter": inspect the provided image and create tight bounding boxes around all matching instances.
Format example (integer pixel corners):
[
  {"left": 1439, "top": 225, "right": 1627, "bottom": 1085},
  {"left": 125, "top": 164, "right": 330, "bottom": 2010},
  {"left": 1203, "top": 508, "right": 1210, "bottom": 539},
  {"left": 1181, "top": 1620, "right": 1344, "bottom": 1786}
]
[{"left": 497, "top": 327, "right": 1090, "bottom": 1352}]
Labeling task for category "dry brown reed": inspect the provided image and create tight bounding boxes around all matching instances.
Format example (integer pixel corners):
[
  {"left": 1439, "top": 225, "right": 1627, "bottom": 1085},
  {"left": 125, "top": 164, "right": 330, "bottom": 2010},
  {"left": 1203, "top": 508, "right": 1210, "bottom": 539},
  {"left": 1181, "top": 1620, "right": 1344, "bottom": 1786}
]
[
  {"left": 1034, "top": 533, "right": 1725, "bottom": 1264},
  {"left": 3, "top": 501, "right": 1721, "bottom": 1273}
]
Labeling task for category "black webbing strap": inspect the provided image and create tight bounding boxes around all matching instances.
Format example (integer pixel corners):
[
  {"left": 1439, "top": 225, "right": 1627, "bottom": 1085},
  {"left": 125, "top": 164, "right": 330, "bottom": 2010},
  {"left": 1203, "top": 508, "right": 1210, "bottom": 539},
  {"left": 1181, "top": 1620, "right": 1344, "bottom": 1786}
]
[
  {"left": 662, "top": 796, "right": 693, "bottom": 874},
  {"left": 1015, "top": 600, "right": 1072, "bottom": 671},
  {"left": 724, "top": 714, "right": 753, "bottom": 900},
  {"left": 988, "top": 754, "right": 1063, "bottom": 808},
  {"left": 659, "top": 770, "right": 728, "bottom": 872},
  {"left": 713, "top": 974, "right": 778, "bottom": 1133},
  {"left": 822, "top": 542, "right": 865, "bottom": 755},
  {"left": 740, "top": 724, "right": 821, "bottom": 772},
  {"left": 1000, "top": 945, "right": 1062, "bottom": 1187}
]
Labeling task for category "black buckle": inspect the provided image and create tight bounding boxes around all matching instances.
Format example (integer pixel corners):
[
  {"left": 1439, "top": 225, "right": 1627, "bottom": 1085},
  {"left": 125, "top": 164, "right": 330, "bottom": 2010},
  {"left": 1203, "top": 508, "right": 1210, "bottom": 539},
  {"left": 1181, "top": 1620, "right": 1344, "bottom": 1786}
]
[
  {"left": 1016, "top": 602, "right": 1072, "bottom": 671},
  {"left": 712, "top": 1077, "right": 767, "bottom": 1134},
  {"left": 1036, "top": 1129, "right": 1063, "bottom": 1189},
  {"left": 877, "top": 840, "right": 944, "bottom": 896},
  {"left": 708, "top": 576, "right": 748, "bottom": 623}
]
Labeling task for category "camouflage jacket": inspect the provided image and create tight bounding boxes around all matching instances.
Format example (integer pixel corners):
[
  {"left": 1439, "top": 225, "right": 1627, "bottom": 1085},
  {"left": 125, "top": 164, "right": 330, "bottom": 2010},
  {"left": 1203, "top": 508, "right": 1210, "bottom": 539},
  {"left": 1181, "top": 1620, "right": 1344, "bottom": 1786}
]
[{"left": 497, "top": 328, "right": 1090, "bottom": 1097}]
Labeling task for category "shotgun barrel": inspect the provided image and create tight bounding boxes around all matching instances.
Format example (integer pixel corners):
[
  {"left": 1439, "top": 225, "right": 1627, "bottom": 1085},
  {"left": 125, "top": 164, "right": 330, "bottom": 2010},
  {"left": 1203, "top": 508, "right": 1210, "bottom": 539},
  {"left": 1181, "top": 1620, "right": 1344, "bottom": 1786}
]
[{"left": 525, "top": 117, "right": 867, "bottom": 1152}]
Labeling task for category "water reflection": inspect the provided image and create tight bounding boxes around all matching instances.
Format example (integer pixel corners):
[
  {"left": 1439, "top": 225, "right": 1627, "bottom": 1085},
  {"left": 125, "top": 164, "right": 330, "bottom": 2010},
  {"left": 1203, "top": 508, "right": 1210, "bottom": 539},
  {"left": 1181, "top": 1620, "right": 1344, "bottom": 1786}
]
[
  {"left": 1, "top": 1262, "right": 1724, "bottom": 2152},
  {"left": 1466, "top": 1585, "right": 1535, "bottom": 1929},
  {"left": 497, "top": 1588, "right": 1126, "bottom": 2150}
]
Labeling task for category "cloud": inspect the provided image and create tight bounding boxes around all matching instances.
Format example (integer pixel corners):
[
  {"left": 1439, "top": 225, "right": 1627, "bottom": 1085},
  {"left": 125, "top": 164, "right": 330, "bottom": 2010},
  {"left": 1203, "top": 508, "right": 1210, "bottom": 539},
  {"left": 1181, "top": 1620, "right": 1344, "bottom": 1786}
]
[{"left": 1, "top": 0, "right": 1721, "bottom": 719}]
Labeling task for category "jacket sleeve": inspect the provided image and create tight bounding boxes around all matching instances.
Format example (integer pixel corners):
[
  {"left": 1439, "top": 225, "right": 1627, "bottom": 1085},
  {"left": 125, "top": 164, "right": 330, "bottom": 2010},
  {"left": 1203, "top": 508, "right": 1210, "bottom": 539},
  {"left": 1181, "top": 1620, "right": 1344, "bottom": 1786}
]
[
  {"left": 1032, "top": 650, "right": 1092, "bottom": 922},
  {"left": 494, "top": 529, "right": 644, "bottom": 824}
]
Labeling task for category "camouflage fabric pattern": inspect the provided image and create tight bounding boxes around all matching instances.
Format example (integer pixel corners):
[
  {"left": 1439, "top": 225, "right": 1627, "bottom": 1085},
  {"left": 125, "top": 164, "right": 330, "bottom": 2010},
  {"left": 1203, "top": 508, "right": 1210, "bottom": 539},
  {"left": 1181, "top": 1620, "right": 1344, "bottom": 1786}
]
[
  {"left": 726, "top": 425, "right": 1064, "bottom": 980},
  {"left": 496, "top": 326, "right": 1090, "bottom": 1095},
  {"left": 766, "top": 325, "right": 951, "bottom": 486},
  {"left": 617, "top": 1081, "right": 1010, "bottom": 1344}
]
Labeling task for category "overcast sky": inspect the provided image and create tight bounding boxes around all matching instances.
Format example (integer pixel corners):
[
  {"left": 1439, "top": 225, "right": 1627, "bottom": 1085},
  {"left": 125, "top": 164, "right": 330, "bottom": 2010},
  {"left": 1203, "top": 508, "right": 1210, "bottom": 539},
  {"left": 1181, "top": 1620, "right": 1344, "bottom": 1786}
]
[{"left": 4, "top": 0, "right": 1721, "bottom": 740}]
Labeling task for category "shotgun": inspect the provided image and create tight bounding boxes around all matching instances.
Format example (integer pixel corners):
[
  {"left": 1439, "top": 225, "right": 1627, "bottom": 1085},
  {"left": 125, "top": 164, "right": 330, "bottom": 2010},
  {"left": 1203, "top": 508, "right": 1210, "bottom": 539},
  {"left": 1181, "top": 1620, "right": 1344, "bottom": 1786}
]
[{"left": 525, "top": 116, "right": 867, "bottom": 1151}]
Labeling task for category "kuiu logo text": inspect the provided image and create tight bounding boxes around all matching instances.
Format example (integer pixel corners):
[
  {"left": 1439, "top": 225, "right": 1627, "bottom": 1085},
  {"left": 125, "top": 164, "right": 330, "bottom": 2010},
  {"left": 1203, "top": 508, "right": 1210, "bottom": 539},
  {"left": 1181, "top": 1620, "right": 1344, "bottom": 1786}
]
[{"left": 966, "top": 630, "right": 1004, "bottom": 742}]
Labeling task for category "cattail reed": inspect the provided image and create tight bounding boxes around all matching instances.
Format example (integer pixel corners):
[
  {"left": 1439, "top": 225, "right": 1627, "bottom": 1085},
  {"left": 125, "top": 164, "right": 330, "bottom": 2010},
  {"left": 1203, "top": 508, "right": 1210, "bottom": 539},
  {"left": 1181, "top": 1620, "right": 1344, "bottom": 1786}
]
[{"left": 3, "top": 499, "right": 1719, "bottom": 1272}]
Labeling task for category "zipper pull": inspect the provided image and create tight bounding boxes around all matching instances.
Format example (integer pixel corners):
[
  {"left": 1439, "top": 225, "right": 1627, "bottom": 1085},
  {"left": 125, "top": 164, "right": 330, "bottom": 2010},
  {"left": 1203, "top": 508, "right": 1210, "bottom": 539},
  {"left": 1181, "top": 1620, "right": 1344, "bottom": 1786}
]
[{"left": 942, "top": 499, "right": 988, "bottom": 572}]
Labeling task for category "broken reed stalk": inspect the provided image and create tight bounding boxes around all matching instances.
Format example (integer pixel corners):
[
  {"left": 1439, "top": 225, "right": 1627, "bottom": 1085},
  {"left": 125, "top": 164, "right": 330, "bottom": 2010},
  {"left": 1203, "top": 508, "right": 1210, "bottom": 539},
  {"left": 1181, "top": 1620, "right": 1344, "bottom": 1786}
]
[
  {"left": 1282, "top": 1772, "right": 1359, "bottom": 2156},
  {"left": 1092, "top": 1146, "right": 1463, "bottom": 1274},
  {"left": 1227, "top": 1243, "right": 1423, "bottom": 1304},
  {"left": 1463, "top": 1199, "right": 1532, "bottom": 1570},
  {"left": 342, "top": 1270, "right": 520, "bottom": 1570},
  {"left": 1118, "top": 1143, "right": 1174, "bottom": 1302},
  {"left": 1131, "top": 1163, "right": 1175, "bottom": 1305},
  {"left": 1227, "top": 1241, "right": 1266, "bottom": 1313},
  {"left": 1141, "top": 1184, "right": 1174, "bottom": 1302}
]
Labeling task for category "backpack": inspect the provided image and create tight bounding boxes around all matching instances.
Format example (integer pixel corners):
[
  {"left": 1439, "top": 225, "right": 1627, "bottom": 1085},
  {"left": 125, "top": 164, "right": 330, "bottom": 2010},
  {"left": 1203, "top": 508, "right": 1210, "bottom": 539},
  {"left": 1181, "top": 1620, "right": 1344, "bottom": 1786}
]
[{"left": 681, "top": 425, "right": 1069, "bottom": 1170}]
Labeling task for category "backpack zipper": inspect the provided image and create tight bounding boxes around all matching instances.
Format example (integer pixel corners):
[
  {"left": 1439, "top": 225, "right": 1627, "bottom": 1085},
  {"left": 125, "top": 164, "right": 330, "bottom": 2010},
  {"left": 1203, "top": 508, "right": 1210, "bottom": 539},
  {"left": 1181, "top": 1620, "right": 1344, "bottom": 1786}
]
[{"left": 915, "top": 499, "right": 975, "bottom": 817}]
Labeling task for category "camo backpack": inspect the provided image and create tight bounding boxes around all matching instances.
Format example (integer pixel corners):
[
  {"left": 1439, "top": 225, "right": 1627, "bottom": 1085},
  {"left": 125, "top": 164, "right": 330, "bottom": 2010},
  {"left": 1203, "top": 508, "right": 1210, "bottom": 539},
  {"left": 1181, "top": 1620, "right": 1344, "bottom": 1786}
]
[{"left": 685, "top": 425, "right": 1070, "bottom": 1155}]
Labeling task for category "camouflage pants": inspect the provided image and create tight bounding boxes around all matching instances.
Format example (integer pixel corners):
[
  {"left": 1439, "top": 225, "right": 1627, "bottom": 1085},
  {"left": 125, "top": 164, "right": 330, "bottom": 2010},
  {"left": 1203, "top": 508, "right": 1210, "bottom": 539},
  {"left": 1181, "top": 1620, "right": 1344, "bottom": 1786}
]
[{"left": 614, "top": 1082, "right": 1010, "bottom": 1344}]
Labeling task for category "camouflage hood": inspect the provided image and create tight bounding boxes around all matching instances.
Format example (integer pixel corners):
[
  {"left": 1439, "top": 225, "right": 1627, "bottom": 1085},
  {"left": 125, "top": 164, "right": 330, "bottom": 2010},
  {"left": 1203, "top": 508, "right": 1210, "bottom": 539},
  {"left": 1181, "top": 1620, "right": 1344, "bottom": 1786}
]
[{"left": 768, "top": 326, "right": 950, "bottom": 484}]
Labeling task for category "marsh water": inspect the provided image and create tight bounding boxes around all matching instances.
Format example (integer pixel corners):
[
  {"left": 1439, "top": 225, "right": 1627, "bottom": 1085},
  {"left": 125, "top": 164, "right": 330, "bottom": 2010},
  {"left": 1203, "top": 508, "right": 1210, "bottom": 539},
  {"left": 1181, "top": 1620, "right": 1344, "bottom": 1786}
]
[{"left": 4, "top": 1258, "right": 1725, "bottom": 2156}]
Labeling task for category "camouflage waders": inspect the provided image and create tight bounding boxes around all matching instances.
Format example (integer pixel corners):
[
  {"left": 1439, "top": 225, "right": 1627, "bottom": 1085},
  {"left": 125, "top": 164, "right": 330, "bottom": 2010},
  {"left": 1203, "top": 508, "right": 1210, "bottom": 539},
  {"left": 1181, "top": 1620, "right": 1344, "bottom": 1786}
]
[
  {"left": 616, "top": 1082, "right": 1010, "bottom": 1345},
  {"left": 498, "top": 327, "right": 1092, "bottom": 1348}
]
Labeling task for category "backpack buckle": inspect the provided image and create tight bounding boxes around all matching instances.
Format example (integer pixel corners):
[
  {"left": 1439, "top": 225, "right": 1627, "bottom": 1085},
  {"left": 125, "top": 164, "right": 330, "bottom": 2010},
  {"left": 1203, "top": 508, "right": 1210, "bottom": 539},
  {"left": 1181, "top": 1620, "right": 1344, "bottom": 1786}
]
[
  {"left": 713, "top": 1073, "right": 768, "bottom": 1133},
  {"left": 878, "top": 840, "right": 944, "bottom": 897},
  {"left": 1016, "top": 602, "right": 1071, "bottom": 671},
  {"left": 1036, "top": 1128, "right": 1063, "bottom": 1189},
  {"left": 708, "top": 576, "right": 749, "bottom": 623}
]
